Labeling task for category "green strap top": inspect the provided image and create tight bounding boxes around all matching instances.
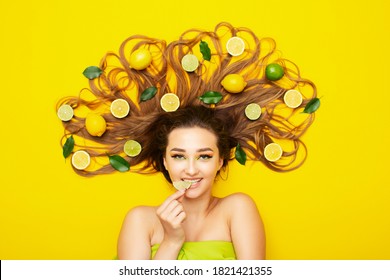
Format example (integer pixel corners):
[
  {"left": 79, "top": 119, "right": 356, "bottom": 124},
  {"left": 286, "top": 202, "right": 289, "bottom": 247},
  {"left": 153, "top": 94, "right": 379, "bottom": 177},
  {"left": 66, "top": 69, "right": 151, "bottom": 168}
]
[{"left": 151, "top": 241, "right": 236, "bottom": 260}]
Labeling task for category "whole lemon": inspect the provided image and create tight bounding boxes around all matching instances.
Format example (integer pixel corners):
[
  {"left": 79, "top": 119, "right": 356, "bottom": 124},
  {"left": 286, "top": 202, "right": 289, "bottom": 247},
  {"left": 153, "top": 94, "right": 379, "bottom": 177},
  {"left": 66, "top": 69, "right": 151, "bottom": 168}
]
[
  {"left": 129, "top": 49, "right": 152, "bottom": 70},
  {"left": 221, "top": 74, "right": 247, "bottom": 93},
  {"left": 85, "top": 113, "right": 107, "bottom": 137}
]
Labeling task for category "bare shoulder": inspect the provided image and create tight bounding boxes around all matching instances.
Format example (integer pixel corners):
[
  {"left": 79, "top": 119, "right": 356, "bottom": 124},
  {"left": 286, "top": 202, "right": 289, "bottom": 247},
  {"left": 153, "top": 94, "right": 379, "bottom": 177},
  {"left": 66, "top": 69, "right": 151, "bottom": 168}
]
[
  {"left": 219, "top": 192, "right": 258, "bottom": 209},
  {"left": 123, "top": 205, "right": 158, "bottom": 227}
]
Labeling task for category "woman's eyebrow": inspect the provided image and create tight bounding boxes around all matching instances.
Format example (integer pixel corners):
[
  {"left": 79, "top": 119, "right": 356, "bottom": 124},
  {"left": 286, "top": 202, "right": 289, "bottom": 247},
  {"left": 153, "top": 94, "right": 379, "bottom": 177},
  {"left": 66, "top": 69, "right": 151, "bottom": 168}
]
[{"left": 169, "top": 147, "right": 214, "bottom": 152}]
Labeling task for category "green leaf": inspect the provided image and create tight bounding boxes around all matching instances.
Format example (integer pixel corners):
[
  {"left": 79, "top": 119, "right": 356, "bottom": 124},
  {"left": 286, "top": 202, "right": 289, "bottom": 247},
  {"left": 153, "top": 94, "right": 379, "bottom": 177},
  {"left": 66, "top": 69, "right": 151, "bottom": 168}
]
[
  {"left": 200, "top": 41, "right": 211, "bottom": 61},
  {"left": 62, "top": 135, "right": 74, "bottom": 159},
  {"left": 235, "top": 143, "right": 246, "bottom": 165},
  {"left": 303, "top": 97, "right": 321, "bottom": 114},
  {"left": 199, "top": 91, "right": 223, "bottom": 104},
  {"left": 108, "top": 154, "right": 130, "bottom": 172},
  {"left": 140, "top": 86, "right": 158, "bottom": 102},
  {"left": 82, "top": 66, "right": 103, "bottom": 80}
]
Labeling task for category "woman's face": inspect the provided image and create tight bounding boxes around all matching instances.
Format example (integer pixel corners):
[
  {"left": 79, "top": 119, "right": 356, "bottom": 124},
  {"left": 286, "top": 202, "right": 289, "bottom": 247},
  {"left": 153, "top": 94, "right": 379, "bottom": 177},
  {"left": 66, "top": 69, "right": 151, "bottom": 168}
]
[{"left": 163, "top": 127, "right": 223, "bottom": 198}]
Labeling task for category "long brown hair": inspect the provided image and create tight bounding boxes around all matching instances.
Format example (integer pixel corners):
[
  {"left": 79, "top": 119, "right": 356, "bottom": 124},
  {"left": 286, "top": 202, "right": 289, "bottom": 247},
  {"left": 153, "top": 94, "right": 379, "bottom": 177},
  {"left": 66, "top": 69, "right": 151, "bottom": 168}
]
[{"left": 56, "top": 22, "right": 317, "bottom": 177}]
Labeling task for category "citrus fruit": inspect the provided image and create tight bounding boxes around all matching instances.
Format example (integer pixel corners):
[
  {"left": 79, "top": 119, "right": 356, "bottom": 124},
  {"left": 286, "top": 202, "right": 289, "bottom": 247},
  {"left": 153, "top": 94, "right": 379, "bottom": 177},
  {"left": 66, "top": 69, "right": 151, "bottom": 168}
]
[
  {"left": 71, "top": 150, "right": 91, "bottom": 170},
  {"left": 181, "top": 54, "right": 199, "bottom": 72},
  {"left": 123, "top": 140, "right": 142, "bottom": 157},
  {"left": 173, "top": 181, "right": 192, "bottom": 191},
  {"left": 160, "top": 93, "right": 180, "bottom": 112},
  {"left": 284, "top": 89, "right": 303, "bottom": 108},
  {"left": 221, "top": 74, "right": 247, "bottom": 93},
  {"left": 226, "top": 36, "right": 245, "bottom": 56},
  {"left": 85, "top": 113, "right": 106, "bottom": 137},
  {"left": 264, "top": 143, "right": 283, "bottom": 162},
  {"left": 245, "top": 103, "right": 262, "bottom": 120},
  {"left": 265, "top": 63, "right": 284, "bottom": 81},
  {"left": 129, "top": 49, "right": 152, "bottom": 70},
  {"left": 57, "top": 104, "right": 74, "bottom": 121},
  {"left": 110, "top": 98, "right": 130, "bottom": 118}
]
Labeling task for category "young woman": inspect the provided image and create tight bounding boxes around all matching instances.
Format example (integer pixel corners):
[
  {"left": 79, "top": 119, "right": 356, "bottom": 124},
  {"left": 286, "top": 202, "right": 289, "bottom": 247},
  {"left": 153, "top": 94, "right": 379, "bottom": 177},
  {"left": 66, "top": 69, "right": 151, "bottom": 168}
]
[
  {"left": 117, "top": 106, "right": 265, "bottom": 259},
  {"left": 56, "top": 22, "right": 317, "bottom": 259}
]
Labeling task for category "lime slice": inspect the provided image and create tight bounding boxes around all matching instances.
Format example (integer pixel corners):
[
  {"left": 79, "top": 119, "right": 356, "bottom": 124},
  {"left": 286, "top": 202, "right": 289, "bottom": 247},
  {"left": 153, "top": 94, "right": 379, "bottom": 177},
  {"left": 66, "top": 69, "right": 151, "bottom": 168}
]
[
  {"left": 284, "top": 89, "right": 303, "bottom": 108},
  {"left": 245, "top": 103, "right": 261, "bottom": 120},
  {"left": 71, "top": 150, "right": 91, "bottom": 170},
  {"left": 226, "top": 36, "right": 245, "bottom": 56},
  {"left": 173, "top": 181, "right": 192, "bottom": 191},
  {"left": 160, "top": 93, "right": 180, "bottom": 112},
  {"left": 123, "top": 140, "right": 142, "bottom": 157},
  {"left": 181, "top": 54, "right": 199, "bottom": 72},
  {"left": 57, "top": 104, "right": 74, "bottom": 121},
  {"left": 264, "top": 143, "right": 283, "bottom": 162},
  {"left": 111, "top": 98, "right": 130, "bottom": 118}
]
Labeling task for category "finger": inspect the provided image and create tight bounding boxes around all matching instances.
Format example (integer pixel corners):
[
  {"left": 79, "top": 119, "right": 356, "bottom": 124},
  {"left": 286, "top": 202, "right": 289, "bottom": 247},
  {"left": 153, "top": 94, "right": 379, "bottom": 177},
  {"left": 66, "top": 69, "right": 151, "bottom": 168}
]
[
  {"left": 157, "top": 190, "right": 185, "bottom": 213},
  {"left": 166, "top": 204, "right": 184, "bottom": 221}
]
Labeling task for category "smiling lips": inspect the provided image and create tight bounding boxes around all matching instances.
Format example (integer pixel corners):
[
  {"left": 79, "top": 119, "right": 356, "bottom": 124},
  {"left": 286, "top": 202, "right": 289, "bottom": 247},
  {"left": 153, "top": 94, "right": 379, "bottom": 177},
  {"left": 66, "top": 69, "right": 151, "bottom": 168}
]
[{"left": 183, "top": 178, "right": 202, "bottom": 188}]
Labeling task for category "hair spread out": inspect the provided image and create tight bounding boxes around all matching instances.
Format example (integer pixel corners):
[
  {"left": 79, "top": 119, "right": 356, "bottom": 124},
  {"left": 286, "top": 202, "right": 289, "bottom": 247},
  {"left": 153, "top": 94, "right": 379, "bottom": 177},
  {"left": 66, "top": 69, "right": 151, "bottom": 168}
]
[{"left": 56, "top": 22, "right": 317, "bottom": 177}]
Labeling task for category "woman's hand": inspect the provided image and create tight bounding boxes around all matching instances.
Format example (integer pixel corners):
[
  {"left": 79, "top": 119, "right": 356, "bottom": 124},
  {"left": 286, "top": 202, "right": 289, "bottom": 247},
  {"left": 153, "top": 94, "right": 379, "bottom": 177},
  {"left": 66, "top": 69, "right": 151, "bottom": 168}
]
[{"left": 156, "top": 190, "right": 186, "bottom": 245}]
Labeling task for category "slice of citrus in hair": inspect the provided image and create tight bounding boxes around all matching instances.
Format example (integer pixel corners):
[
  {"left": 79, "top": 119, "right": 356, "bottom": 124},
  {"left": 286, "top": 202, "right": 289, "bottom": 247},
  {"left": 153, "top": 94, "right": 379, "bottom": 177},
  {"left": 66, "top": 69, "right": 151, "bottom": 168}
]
[
  {"left": 245, "top": 103, "right": 262, "bottom": 120},
  {"left": 284, "top": 89, "right": 303, "bottom": 108},
  {"left": 160, "top": 93, "right": 180, "bottom": 112},
  {"left": 57, "top": 104, "right": 74, "bottom": 121},
  {"left": 71, "top": 150, "right": 91, "bottom": 170},
  {"left": 226, "top": 36, "right": 245, "bottom": 56},
  {"left": 181, "top": 54, "right": 199, "bottom": 72},
  {"left": 110, "top": 98, "right": 130, "bottom": 118},
  {"left": 173, "top": 181, "right": 192, "bottom": 191},
  {"left": 123, "top": 140, "right": 142, "bottom": 157},
  {"left": 264, "top": 143, "right": 283, "bottom": 162}
]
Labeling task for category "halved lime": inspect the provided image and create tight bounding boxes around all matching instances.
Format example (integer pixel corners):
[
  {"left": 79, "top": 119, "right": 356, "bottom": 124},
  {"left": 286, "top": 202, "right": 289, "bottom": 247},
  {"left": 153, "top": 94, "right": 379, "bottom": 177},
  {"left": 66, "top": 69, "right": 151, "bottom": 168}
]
[
  {"left": 57, "top": 104, "right": 74, "bottom": 121},
  {"left": 173, "top": 181, "right": 192, "bottom": 191},
  {"left": 160, "top": 93, "right": 180, "bottom": 112},
  {"left": 264, "top": 143, "right": 283, "bottom": 162},
  {"left": 245, "top": 103, "right": 262, "bottom": 120},
  {"left": 71, "top": 150, "right": 91, "bottom": 170},
  {"left": 123, "top": 140, "right": 142, "bottom": 157},
  {"left": 181, "top": 54, "right": 199, "bottom": 72}
]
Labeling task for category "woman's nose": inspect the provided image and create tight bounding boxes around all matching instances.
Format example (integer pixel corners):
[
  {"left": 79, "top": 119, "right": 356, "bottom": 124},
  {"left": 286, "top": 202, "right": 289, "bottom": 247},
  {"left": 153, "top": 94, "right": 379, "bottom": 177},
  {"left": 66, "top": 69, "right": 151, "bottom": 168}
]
[{"left": 185, "top": 159, "right": 199, "bottom": 175}]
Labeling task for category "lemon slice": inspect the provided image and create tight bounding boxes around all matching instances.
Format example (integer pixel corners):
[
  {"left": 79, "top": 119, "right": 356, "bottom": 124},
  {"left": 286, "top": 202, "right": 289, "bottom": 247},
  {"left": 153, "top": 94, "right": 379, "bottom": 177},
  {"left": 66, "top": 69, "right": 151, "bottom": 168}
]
[
  {"left": 284, "top": 89, "right": 303, "bottom": 108},
  {"left": 173, "top": 181, "right": 192, "bottom": 191},
  {"left": 71, "top": 150, "right": 91, "bottom": 170},
  {"left": 264, "top": 143, "right": 283, "bottom": 162},
  {"left": 226, "top": 36, "right": 245, "bottom": 56},
  {"left": 123, "top": 140, "right": 142, "bottom": 157},
  {"left": 245, "top": 103, "right": 262, "bottom": 120},
  {"left": 160, "top": 93, "right": 180, "bottom": 112},
  {"left": 181, "top": 54, "right": 199, "bottom": 72},
  {"left": 110, "top": 98, "right": 130, "bottom": 118},
  {"left": 57, "top": 104, "right": 74, "bottom": 121}
]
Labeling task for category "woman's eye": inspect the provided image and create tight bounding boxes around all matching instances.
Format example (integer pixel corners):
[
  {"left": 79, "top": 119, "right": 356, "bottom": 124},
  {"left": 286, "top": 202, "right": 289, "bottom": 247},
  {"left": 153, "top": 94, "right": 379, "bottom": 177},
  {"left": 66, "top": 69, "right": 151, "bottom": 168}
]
[
  {"left": 199, "top": 155, "right": 212, "bottom": 160},
  {"left": 172, "top": 154, "right": 185, "bottom": 160}
]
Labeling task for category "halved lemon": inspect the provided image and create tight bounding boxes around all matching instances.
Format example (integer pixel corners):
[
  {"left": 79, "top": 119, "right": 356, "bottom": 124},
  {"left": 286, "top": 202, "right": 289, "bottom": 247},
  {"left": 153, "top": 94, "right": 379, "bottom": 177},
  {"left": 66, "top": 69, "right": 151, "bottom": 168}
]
[
  {"left": 57, "top": 104, "right": 74, "bottom": 121},
  {"left": 110, "top": 98, "right": 130, "bottom": 118},
  {"left": 284, "top": 89, "right": 303, "bottom": 108},
  {"left": 173, "top": 181, "right": 192, "bottom": 191},
  {"left": 181, "top": 54, "right": 199, "bottom": 72},
  {"left": 160, "top": 93, "right": 180, "bottom": 112},
  {"left": 264, "top": 143, "right": 283, "bottom": 162},
  {"left": 123, "top": 140, "right": 142, "bottom": 157},
  {"left": 226, "top": 36, "right": 245, "bottom": 56},
  {"left": 71, "top": 150, "right": 91, "bottom": 170},
  {"left": 245, "top": 103, "right": 262, "bottom": 120}
]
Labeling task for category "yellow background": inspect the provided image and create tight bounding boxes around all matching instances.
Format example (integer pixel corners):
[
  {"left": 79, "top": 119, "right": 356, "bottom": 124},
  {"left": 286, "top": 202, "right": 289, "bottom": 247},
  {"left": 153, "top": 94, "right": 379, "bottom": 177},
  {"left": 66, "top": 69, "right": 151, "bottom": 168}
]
[{"left": 0, "top": 0, "right": 389, "bottom": 260}]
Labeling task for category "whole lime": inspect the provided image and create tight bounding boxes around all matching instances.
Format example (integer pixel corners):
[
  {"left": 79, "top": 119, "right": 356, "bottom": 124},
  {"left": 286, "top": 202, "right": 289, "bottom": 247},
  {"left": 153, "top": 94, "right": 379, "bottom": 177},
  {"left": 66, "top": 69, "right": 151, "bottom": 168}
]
[{"left": 265, "top": 63, "right": 284, "bottom": 81}]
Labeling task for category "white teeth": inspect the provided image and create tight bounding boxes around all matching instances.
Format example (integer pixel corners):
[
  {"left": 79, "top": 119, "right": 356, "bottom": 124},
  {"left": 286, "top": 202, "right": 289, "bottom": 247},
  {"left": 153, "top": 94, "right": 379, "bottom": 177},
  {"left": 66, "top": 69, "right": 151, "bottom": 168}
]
[{"left": 184, "top": 179, "right": 201, "bottom": 183}]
